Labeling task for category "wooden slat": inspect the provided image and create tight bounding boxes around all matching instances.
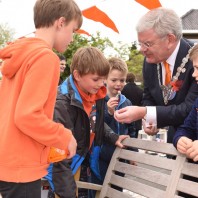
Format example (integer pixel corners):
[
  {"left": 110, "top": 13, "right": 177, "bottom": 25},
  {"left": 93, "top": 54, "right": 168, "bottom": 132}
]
[
  {"left": 118, "top": 149, "right": 176, "bottom": 170},
  {"left": 108, "top": 174, "right": 165, "bottom": 198},
  {"left": 177, "top": 178, "right": 198, "bottom": 196},
  {"left": 100, "top": 146, "right": 122, "bottom": 197},
  {"left": 114, "top": 161, "right": 169, "bottom": 187},
  {"left": 122, "top": 138, "right": 179, "bottom": 156},
  {"left": 165, "top": 155, "right": 186, "bottom": 197},
  {"left": 76, "top": 181, "right": 101, "bottom": 198},
  {"left": 182, "top": 161, "right": 198, "bottom": 177},
  {"left": 104, "top": 187, "right": 132, "bottom": 198},
  {"left": 76, "top": 181, "right": 101, "bottom": 191}
]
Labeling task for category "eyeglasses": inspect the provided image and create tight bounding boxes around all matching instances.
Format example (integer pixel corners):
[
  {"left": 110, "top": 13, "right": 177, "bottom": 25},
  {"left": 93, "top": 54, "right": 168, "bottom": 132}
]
[
  {"left": 138, "top": 42, "right": 154, "bottom": 49},
  {"left": 138, "top": 36, "right": 166, "bottom": 49}
]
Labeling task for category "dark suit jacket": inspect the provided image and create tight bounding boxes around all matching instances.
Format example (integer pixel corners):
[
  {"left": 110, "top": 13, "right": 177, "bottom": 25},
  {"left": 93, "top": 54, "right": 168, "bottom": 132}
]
[
  {"left": 122, "top": 82, "right": 143, "bottom": 106},
  {"left": 142, "top": 38, "right": 198, "bottom": 131},
  {"left": 122, "top": 82, "right": 143, "bottom": 131}
]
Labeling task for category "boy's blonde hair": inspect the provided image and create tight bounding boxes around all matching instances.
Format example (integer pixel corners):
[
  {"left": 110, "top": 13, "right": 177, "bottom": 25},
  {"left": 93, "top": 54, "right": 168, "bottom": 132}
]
[
  {"left": 108, "top": 57, "right": 128, "bottom": 75},
  {"left": 34, "top": 0, "right": 82, "bottom": 29},
  {"left": 70, "top": 46, "right": 110, "bottom": 76},
  {"left": 190, "top": 44, "right": 198, "bottom": 61}
]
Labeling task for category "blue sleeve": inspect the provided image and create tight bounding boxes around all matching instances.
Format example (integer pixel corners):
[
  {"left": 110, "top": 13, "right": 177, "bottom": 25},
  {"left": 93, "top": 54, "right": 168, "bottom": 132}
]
[
  {"left": 124, "top": 99, "right": 136, "bottom": 138},
  {"left": 127, "top": 122, "right": 136, "bottom": 138},
  {"left": 126, "top": 99, "right": 135, "bottom": 137},
  {"left": 173, "top": 99, "right": 198, "bottom": 148},
  {"left": 104, "top": 98, "right": 114, "bottom": 125}
]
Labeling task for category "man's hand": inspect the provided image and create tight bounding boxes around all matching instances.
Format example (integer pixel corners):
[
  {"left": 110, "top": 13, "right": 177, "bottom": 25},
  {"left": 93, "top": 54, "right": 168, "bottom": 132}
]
[
  {"left": 114, "top": 106, "right": 146, "bottom": 123},
  {"left": 115, "top": 135, "right": 129, "bottom": 148},
  {"left": 142, "top": 119, "right": 158, "bottom": 136},
  {"left": 66, "top": 135, "right": 77, "bottom": 159}
]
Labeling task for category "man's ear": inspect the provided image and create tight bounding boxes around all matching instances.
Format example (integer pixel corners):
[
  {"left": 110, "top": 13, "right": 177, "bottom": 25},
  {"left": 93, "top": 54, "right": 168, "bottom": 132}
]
[
  {"left": 165, "top": 33, "right": 177, "bottom": 51},
  {"left": 73, "top": 70, "right": 80, "bottom": 81},
  {"left": 167, "top": 33, "right": 176, "bottom": 43}
]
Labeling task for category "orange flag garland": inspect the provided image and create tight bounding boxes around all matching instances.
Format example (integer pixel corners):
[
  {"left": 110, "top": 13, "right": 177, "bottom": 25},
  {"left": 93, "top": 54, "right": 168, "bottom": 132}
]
[
  {"left": 78, "top": 0, "right": 162, "bottom": 36},
  {"left": 82, "top": 6, "right": 119, "bottom": 33},
  {"left": 135, "top": 0, "right": 162, "bottom": 10},
  {"left": 76, "top": 29, "right": 91, "bottom": 36},
  {"left": 14, "top": 1, "right": 163, "bottom": 38}
]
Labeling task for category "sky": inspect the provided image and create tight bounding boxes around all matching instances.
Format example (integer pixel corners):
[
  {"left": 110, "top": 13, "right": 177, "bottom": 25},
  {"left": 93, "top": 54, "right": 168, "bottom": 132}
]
[{"left": 0, "top": 0, "right": 197, "bottom": 45}]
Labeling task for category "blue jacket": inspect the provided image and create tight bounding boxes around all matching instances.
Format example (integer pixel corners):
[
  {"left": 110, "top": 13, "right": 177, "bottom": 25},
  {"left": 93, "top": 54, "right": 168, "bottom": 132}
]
[
  {"left": 173, "top": 98, "right": 198, "bottom": 147},
  {"left": 104, "top": 94, "right": 135, "bottom": 136},
  {"left": 99, "top": 94, "right": 136, "bottom": 165},
  {"left": 45, "top": 75, "right": 119, "bottom": 197}
]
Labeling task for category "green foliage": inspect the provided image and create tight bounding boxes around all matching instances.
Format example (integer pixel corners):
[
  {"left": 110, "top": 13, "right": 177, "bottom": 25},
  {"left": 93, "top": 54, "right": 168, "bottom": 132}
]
[
  {"left": 64, "top": 32, "right": 115, "bottom": 64},
  {"left": 0, "top": 23, "right": 15, "bottom": 49},
  {"left": 126, "top": 42, "right": 144, "bottom": 83},
  {"left": 55, "top": 32, "right": 144, "bottom": 85},
  {"left": 59, "top": 32, "right": 129, "bottom": 79},
  {"left": 0, "top": 24, "right": 144, "bottom": 85}
]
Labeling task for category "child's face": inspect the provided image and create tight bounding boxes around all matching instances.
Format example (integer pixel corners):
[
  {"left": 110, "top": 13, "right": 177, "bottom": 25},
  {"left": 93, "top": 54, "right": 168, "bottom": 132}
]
[
  {"left": 192, "top": 56, "right": 198, "bottom": 83},
  {"left": 106, "top": 69, "right": 126, "bottom": 97},
  {"left": 54, "top": 19, "right": 79, "bottom": 52},
  {"left": 75, "top": 72, "right": 106, "bottom": 94},
  {"left": 60, "top": 59, "right": 66, "bottom": 73}
]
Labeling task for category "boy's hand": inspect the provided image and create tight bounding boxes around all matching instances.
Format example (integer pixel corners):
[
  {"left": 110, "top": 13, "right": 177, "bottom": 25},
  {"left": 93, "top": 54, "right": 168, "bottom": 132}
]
[
  {"left": 107, "top": 97, "right": 119, "bottom": 115},
  {"left": 66, "top": 135, "right": 77, "bottom": 159},
  {"left": 186, "top": 140, "right": 198, "bottom": 161},
  {"left": 115, "top": 135, "right": 129, "bottom": 148},
  {"left": 177, "top": 137, "right": 192, "bottom": 154}
]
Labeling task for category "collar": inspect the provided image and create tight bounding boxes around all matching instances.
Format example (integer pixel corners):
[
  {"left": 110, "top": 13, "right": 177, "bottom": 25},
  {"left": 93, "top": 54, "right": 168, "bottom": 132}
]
[{"left": 166, "top": 40, "right": 180, "bottom": 67}]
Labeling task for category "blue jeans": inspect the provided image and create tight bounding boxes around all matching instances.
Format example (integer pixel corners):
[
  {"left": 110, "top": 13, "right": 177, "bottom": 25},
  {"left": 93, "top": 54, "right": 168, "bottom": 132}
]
[{"left": 0, "top": 179, "right": 41, "bottom": 198}]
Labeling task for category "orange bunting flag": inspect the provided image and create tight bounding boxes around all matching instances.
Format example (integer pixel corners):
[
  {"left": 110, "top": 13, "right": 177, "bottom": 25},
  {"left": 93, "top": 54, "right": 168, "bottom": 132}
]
[
  {"left": 82, "top": 6, "right": 119, "bottom": 33},
  {"left": 135, "top": 0, "right": 162, "bottom": 10},
  {"left": 76, "top": 29, "right": 91, "bottom": 36}
]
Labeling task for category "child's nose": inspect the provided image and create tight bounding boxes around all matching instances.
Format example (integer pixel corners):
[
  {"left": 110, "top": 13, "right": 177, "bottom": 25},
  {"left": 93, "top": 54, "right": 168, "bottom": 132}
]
[{"left": 98, "top": 80, "right": 104, "bottom": 87}]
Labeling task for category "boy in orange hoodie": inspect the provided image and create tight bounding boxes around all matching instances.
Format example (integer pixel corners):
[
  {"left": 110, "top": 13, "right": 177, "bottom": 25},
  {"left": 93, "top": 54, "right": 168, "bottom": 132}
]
[{"left": 0, "top": 0, "right": 82, "bottom": 198}]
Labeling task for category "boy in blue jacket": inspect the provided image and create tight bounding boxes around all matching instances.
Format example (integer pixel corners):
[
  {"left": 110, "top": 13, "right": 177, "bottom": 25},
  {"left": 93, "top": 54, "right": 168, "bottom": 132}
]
[
  {"left": 100, "top": 57, "right": 136, "bottom": 179},
  {"left": 173, "top": 44, "right": 198, "bottom": 161},
  {"left": 89, "top": 57, "right": 136, "bottom": 197},
  {"left": 46, "top": 47, "right": 129, "bottom": 198},
  {"left": 173, "top": 43, "right": 198, "bottom": 198}
]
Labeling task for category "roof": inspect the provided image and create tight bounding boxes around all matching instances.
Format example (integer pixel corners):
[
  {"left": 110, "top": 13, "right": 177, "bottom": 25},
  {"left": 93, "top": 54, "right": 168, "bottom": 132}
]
[{"left": 181, "top": 9, "right": 198, "bottom": 30}]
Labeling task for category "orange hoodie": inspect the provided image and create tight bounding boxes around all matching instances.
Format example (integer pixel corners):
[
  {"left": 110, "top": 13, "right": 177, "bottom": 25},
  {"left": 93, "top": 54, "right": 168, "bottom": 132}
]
[{"left": 0, "top": 37, "right": 72, "bottom": 182}]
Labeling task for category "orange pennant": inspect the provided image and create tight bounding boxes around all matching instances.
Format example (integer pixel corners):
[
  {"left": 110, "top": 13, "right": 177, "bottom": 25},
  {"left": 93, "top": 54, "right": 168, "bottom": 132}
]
[
  {"left": 82, "top": 6, "right": 119, "bottom": 33},
  {"left": 135, "top": 0, "right": 162, "bottom": 10},
  {"left": 76, "top": 29, "right": 91, "bottom": 36}
]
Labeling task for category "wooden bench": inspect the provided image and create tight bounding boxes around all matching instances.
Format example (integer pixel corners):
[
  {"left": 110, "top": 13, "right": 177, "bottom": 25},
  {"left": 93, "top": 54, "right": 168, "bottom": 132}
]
[
  {"left": 76, "top": 138, "right": 198, "bottom": 198},
  {"left": 42, "top": 138, "right": 198, "bottom": 198}
]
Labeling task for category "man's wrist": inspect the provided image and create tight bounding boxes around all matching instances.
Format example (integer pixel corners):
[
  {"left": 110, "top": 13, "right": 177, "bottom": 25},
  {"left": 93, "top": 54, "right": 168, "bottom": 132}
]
[
  {"left": 142, "top": 107, "right": 147, "bottom": 119},
  {"left": 144, "top": 106, "right": 157, "bottom": 127}
]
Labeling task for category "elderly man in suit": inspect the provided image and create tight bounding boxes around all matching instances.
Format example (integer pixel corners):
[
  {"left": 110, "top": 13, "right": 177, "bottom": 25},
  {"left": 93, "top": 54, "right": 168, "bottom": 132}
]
[{"left": 114, "top": 7, "right": 198, "bottom": 144}]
